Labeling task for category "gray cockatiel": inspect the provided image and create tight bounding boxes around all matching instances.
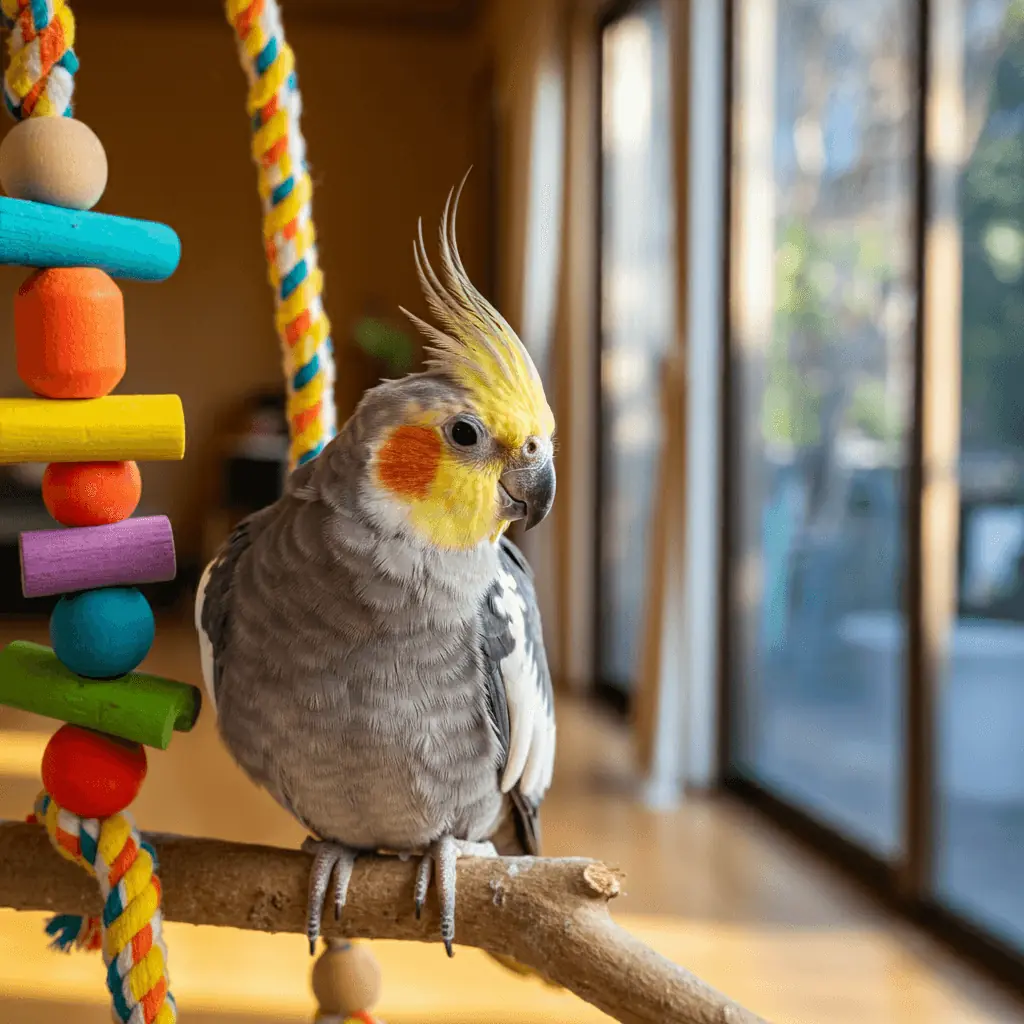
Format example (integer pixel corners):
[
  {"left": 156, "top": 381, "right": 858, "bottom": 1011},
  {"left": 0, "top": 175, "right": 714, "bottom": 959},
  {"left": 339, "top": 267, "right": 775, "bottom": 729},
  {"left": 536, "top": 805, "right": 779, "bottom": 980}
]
[{"left": 195, "top": 188, "right": 556, "bottom": 960}]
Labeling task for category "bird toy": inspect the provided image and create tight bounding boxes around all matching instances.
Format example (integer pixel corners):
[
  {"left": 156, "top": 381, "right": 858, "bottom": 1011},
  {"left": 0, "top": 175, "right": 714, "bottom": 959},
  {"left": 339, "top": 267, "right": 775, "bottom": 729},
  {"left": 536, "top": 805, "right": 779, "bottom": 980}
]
[
  {"left": 0, "top": 2, "right": 199, "bottom": 1022},
  {"left": 226, "top": 0, "right": 336, "bottom": 471},
  {"left": 224, "top": 3, "right": 386, "bottom": 1020}
]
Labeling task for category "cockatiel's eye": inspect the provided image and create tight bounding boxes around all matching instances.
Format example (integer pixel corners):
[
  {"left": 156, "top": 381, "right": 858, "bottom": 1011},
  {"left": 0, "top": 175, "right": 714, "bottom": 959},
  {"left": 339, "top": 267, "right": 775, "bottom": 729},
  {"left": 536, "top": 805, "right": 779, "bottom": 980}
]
[{"left": 447, "top": 417, "right": 483, "bottom": 448}]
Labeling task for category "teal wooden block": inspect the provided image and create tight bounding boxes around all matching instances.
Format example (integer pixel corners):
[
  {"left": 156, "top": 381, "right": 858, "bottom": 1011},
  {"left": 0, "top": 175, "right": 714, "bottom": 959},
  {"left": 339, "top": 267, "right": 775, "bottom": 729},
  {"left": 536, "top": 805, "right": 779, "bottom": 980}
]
[
  {"left": 50, "top": 587, "right": 155, "bottom": 679},
  {"left": 0, "top": 196, "right": 180, "bottom": 281}
]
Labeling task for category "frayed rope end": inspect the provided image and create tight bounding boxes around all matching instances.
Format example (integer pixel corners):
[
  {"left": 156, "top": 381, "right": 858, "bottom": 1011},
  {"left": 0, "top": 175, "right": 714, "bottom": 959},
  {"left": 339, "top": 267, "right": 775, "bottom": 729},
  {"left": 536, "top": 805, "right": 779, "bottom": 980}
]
[{"left": 45, "top": 914, "right": 102, "bottom": 953}]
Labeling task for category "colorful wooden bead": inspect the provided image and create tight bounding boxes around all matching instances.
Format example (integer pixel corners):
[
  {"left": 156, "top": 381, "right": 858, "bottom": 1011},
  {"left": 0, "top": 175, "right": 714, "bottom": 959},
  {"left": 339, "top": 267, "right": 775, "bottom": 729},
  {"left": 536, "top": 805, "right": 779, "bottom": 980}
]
[
  {"left": 0, "top": 395, "right": 186, "bottom": 464},
  {"left": 50, "top": 588, "right": 155, "bottom": 679},
  {"left": 0, "top": 196, "right": 181, "bottom": 281},
  {"left": 16, "top": 267, "right": 125, "bottom": 399},
  {"left": 0, "top": 640, "right": 201, "bottom": 750},
  {"left": 312, "top": 942, "right": 382, "bottom": 1017},
  {"left": 42, "top": 461, "right": 142, "bottom": 527},
  {"left": 41, "top": 724, "right": 147, "bottom": 818},
  {"left": 20, "top": 515, "right": 176, "bottom": 598},
  {"left": 0, "top": 118, "right": 108, "bottom": 211}
]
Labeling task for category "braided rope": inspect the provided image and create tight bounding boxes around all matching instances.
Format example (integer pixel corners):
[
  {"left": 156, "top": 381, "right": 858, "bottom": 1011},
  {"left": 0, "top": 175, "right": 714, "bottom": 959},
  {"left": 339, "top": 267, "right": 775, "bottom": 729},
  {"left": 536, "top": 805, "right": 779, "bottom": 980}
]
[
  {"left": 226, "top": 0, "right": 336, "bottom": 469},
  {"left": 34, "top": 792, "right": 177, "bottom": 1024},
  {"left": 0, "top": 0, "right": 78, "bottom": 120}
]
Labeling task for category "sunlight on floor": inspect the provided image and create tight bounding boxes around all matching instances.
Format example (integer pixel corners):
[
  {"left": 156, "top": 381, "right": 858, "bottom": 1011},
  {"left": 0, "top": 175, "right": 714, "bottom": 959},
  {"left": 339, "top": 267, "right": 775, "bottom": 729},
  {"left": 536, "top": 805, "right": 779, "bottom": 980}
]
[
  {"left": 0, "top": 617, "right": 1021, "bottom": 1023},
  {"left": 0, "top": 909, "right": 1015, "bottom": 1024}
]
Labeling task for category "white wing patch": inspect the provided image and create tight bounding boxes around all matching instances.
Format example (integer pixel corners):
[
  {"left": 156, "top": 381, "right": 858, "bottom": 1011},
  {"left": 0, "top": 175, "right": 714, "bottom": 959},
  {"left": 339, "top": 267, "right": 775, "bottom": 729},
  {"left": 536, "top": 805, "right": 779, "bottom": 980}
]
[
  {"left": 194, "top": 558, "right": 218, "bottom": 717},
  {"left": 492, "top": 566, "right": 556, "bottom": 804}
]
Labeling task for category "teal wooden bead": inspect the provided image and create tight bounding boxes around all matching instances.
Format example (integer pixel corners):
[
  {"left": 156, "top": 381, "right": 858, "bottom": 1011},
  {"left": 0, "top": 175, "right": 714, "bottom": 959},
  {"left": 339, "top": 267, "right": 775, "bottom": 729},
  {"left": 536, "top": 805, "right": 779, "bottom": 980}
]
[{"left": 50, "top": 587, "right": 155, "bottom": 679}]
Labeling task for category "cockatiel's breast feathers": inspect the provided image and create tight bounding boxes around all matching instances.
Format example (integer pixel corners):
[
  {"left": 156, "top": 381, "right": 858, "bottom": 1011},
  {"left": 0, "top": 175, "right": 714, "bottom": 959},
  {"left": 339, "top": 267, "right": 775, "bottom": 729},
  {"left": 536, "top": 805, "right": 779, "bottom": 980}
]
[{"left": 400, "top": 184, "right": 555, "bottom": 450}]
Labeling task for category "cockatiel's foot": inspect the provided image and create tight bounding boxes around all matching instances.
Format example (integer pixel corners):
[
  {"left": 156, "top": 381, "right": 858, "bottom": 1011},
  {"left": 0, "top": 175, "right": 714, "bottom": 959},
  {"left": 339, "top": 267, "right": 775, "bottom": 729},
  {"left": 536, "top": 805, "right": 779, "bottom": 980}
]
[
  {"left": 302, "top": 837, "right": 359, "bottom": 954},
  {"left": 415, "top": 836, "right": 497, "bottom": 957}
]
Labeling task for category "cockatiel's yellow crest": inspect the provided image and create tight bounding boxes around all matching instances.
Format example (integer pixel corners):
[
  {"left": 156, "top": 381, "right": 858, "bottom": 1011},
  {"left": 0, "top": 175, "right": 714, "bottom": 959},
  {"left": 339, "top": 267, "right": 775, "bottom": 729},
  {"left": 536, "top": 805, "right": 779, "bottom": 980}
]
[
  {"left": 368, "top": 178, "right": 556, "bottom": 551},
  {"left": 400, "top": 182, "right": 555, "bottom": 450}
]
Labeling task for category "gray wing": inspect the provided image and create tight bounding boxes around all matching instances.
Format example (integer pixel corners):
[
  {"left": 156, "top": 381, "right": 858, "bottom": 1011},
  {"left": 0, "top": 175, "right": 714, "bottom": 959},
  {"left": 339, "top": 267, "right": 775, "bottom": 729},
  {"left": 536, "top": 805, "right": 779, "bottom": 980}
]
[
  {"left": 194, "top": 505, "right": 276, "bottom": 713},
  {"left": 194, "top": 495, "right": 325, "bottom": 833},
  {"left": 480, "top": 535, "right": 556, "bottom": 855},
  {"left": 195, "top": 460, "right": 319, "bottom": 710}
]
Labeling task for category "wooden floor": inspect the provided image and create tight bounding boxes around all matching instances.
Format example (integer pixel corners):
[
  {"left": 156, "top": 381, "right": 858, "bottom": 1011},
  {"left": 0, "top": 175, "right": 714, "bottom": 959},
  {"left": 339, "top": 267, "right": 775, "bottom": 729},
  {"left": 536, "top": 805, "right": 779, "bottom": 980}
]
[{"left": 0, "top": 614, "right": 1021, "bottom": 1024}]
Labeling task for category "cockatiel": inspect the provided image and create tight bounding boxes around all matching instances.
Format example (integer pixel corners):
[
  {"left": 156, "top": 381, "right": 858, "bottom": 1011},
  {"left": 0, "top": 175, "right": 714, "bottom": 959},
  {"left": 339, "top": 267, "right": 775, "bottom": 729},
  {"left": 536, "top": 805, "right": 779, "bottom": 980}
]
[{"left": 195, "top": 184, "right": 556, "bottom": 960}]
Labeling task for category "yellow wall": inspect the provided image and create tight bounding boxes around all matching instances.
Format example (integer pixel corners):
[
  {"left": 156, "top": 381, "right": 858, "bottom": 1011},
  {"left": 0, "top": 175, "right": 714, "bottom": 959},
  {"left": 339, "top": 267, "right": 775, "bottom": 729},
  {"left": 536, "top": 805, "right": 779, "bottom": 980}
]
[{"left": 0, "top": 15, "right": 485, "bottom": 560}]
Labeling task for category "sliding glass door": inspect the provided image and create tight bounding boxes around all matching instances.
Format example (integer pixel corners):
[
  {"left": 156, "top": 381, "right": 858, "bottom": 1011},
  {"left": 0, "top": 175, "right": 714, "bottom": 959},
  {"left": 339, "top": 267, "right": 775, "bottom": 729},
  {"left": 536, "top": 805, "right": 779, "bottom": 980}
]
[
  {"left": 725, "top": 0, "right": 1024, "bottom": 983},
  {"left": 932, "top": 0, "right": 1024, "bottom": 955},
  {"left": 727, "top": 0, "right": 917, "bottom": 855}
]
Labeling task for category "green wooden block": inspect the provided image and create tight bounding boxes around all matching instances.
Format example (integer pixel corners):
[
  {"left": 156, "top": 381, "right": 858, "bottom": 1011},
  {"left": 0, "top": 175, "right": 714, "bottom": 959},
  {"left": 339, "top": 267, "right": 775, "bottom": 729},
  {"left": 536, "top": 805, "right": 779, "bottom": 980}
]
[{"left": 0, "top": 640, "right": 201, "bottom": 750}]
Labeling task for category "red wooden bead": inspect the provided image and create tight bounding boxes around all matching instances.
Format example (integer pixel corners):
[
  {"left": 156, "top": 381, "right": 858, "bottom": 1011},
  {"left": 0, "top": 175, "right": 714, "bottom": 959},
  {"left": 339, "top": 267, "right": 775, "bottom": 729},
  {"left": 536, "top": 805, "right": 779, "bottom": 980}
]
[
  {"left": 41, "top": 724, "right": 147, "bottom": 818},
  {"left": 42, "top": 461, "right": 142, "bottom": 527}
]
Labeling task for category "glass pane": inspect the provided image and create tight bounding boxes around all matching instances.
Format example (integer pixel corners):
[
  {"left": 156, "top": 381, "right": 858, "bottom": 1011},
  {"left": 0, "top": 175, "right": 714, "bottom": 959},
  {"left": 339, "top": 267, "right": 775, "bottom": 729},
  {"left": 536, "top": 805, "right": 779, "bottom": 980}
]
[
  {"left": 729, "top": 0, "right": 916, "bottom": 854},
  {"left": 934, "top": 0, "right": 1024, "bottom": 952},
  {"left": 598, "top": 1, "right": 676, "bottom": 696}
]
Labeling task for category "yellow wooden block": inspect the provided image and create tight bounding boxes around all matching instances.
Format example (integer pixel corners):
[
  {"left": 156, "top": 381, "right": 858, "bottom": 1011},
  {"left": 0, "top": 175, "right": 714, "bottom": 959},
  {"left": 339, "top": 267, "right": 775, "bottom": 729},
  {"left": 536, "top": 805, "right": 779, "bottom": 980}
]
[{"left": 0, "top": 395, "right": 185, "bottom": 463}]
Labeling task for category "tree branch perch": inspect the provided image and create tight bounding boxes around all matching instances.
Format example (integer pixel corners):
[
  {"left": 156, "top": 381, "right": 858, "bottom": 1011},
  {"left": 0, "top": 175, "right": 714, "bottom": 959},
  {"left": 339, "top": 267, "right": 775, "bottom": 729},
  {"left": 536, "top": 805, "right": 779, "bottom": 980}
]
[{"left": 0, "top": 822, "right": 768, "bottom": 1024}]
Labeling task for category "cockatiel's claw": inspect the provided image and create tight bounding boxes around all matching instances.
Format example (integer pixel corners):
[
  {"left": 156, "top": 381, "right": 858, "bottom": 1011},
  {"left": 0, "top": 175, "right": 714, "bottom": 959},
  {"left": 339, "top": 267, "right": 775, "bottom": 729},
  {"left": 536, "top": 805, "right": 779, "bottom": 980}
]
[
  {"left": 420, "top": 836, "right": 497, "bottom": 956},
  {"left": 302, "top": 837, "right": 359, "bottom": 952},
  {"left": 414, "top": 852, "right": 432, "bottom": 920}
]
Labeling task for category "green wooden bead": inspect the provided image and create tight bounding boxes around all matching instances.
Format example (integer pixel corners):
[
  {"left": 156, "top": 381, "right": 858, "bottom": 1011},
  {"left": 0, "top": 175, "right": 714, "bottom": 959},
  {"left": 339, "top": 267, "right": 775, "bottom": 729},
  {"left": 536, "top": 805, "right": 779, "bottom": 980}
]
[{"left": 0, "top": 640, "right": 200, "bottom": 749}]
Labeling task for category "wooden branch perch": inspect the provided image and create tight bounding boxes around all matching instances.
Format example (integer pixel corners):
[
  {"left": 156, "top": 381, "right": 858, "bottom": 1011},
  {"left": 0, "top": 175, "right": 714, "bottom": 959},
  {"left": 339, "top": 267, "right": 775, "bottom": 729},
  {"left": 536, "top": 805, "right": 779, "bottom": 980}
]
[{"left": 0, "top": 822, "right": 768, "bottom": 1024}]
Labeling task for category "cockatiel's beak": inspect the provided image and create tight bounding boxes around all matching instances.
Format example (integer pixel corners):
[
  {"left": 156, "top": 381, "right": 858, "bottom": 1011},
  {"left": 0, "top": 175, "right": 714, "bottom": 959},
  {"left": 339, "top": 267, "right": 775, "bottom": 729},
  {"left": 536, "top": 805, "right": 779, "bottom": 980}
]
[{"left": 499, "top": 458, "right": 556, "bottom": 531}]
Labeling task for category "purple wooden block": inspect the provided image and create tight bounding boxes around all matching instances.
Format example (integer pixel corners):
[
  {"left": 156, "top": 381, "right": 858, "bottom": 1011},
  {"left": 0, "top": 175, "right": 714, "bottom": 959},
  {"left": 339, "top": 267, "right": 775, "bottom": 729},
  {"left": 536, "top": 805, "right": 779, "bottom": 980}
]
[{"left": 19, "top": 515, "right": 176, "bottom": 598}]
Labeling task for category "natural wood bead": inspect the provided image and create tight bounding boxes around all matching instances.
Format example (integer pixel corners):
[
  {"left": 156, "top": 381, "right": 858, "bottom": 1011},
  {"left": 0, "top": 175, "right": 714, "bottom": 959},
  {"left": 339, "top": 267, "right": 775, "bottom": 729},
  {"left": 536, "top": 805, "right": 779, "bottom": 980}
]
[
  {"left": 0, "top": 117, "right": 108, "bottom": 210},
  {"left": 311, "top": 942, "right": 382, "bottom": 1016}
]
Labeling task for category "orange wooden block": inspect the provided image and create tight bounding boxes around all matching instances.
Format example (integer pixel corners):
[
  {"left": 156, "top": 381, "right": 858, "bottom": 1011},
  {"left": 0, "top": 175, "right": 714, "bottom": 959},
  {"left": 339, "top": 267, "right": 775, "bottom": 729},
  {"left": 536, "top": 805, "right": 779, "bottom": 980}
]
[
  {"left": 42, "top": 461, "right": 142, "bottom": 527},
  {"left": 15, "top": 267, "right": 125, "bottom": 399}
]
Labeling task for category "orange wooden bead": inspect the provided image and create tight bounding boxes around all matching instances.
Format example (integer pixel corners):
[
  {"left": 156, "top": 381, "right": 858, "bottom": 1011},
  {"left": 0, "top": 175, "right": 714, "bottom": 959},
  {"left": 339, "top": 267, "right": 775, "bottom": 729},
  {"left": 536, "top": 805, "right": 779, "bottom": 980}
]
[
  {"left": 42, "top": 461, "right": 142, "bottom": 527},
  {"left": 15, "top": 267, "right": 125, "bottom": 399},
  {"left": 41, "top": 724, "right": 148, "bottom": 818}
]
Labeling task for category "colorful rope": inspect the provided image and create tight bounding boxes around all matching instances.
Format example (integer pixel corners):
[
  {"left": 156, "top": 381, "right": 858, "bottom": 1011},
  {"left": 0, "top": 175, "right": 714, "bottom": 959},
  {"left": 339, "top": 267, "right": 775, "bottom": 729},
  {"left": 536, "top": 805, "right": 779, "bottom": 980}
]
[
  {"left": 226, "top": 0, "right": 336, "bottom": 469},
  {"left": 34, "top": 792, "right": 177, "bottom": 1024},
  {"left": 0, "top": 0, "right": 78, "bottom": 120}
]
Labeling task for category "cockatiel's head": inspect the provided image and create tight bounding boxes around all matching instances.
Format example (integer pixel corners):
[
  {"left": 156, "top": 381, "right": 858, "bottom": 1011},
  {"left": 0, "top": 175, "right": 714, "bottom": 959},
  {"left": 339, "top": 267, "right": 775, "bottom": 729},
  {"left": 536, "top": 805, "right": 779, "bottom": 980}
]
[{"left": 357, "top": 185, "right": 555, "bottom": 552}]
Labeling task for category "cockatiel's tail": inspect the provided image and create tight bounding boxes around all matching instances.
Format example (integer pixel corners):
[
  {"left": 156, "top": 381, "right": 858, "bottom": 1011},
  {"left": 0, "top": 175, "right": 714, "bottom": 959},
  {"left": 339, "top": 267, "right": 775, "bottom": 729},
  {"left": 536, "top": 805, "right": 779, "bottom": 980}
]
[{"left": 366, "top": 181, "right": 556, "bottom": 551}]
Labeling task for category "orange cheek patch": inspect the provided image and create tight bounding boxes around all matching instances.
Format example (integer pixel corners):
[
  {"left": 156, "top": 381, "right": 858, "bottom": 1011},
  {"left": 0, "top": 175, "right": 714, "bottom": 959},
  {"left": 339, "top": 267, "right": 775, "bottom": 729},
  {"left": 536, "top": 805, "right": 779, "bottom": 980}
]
[{"left": 376, "top": 425, "right": 442, "bottom": 499}]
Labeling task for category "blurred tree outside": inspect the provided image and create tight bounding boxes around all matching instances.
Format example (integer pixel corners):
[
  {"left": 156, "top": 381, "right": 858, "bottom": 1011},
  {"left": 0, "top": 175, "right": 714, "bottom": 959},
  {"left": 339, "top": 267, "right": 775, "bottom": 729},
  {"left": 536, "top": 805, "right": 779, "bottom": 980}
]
[{"left": 960, "top": 0, "right": 1024, "bottom": 453}]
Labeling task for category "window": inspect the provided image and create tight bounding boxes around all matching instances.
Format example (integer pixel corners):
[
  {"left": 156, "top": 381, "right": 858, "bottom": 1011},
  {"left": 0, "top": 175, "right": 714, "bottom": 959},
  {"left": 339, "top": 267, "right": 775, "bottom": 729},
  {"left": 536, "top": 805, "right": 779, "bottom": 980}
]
[
  {"left": 597, "top": 0, "right": 676, "bottom": 701},
  {"left": 933, "top": 0, "right": 1024, "bottom": 953},
  {"left": 728, "top": 0, "right": 917, "bottom": 854},
  {"left": 723, "top": 0, "right": 1024, "bottom": 983}
]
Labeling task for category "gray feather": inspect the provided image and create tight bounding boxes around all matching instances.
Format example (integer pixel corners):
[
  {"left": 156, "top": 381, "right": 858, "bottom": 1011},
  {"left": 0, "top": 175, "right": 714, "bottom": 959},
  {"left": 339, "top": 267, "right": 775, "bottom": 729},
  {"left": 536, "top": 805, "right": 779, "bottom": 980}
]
[{"left": 197, "top": 375, "right": 555, "bottom": 858}]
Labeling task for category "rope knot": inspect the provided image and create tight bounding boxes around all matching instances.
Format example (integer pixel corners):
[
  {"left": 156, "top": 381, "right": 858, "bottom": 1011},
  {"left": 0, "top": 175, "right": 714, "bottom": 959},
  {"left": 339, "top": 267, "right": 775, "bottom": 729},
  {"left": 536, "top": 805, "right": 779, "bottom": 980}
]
[{"left": 34, "top": 792, "right": 178, "bottom": 1023}]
